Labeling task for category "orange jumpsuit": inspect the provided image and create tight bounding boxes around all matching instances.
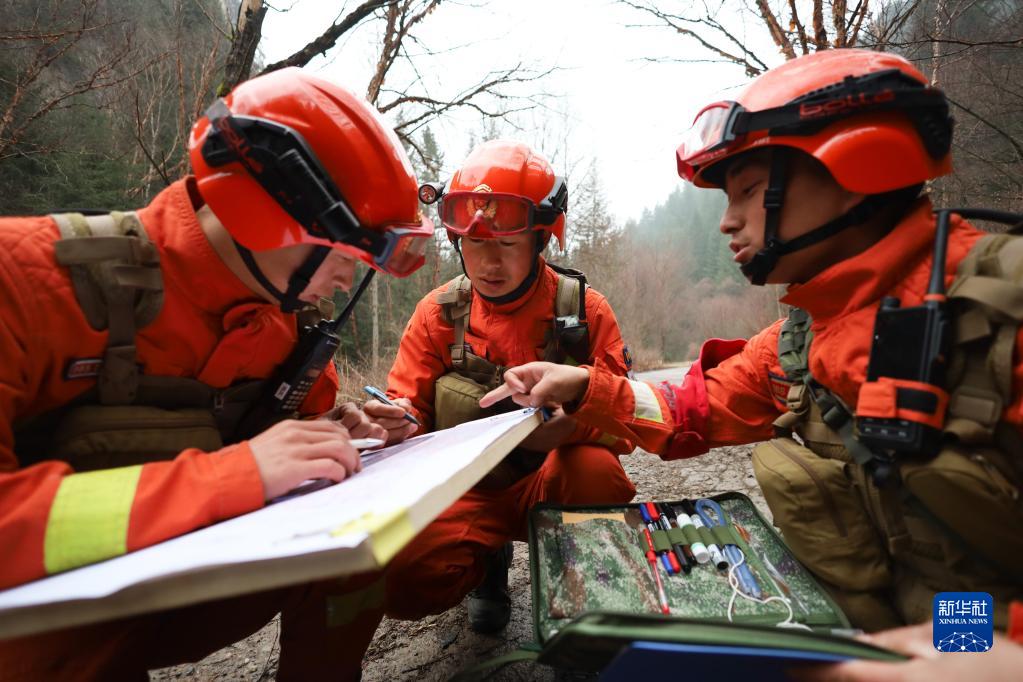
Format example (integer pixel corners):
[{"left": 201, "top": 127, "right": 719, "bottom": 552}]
[
  {"left": 380, "top": 261, "right": 637, "bottom": 618},
  {"left": 562, "top": 200, "right": 1023, "bottom": 641},
  {"left": 0, "top": 178, "right": 376, "bottom": 680}
]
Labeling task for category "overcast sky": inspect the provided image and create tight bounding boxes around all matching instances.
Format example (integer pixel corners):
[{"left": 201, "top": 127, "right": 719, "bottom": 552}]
[{"left": 260, "top": 0, "right": 783, "bottom": 223}]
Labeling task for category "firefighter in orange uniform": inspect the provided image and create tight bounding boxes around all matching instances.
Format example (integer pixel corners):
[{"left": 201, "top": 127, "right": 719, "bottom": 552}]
[
  {"left": 364, "top": 140, "right": 636, "bottom": 633},
  {"left": 482, "top": 49, "right": 1023, "bottom": 659},
  {"left": 0, "top": 68, "right": 433, "bottom": 680}
]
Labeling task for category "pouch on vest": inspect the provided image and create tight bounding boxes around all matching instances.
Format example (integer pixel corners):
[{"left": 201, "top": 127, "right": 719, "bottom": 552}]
[
  {"left": 452, "top": 494, "right": 906, "bottom": 680},
  {"left": 14, "top": 212, "right": 269, "bottom": 470},
  {"left": 433, "top": 372, "right": 492, "bottom": 431},
  {"left": 899, "top": 444, "right": 1023, "bottom": 579},
  {"left": 751, "top": 438, "right": 891, "bottom": 593},
  {"left": 48, "top": 405, "right": 223, "bottom": 471}
]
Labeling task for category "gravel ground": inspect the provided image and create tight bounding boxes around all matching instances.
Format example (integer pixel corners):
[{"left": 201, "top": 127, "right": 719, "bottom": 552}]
[{"left": 151, "top": 367, "right": 770, "bottom": 681}]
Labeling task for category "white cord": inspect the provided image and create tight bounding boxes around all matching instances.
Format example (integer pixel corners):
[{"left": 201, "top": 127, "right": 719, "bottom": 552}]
[{"left": 725, "top": 547, "right": 812, "bottom": 631}]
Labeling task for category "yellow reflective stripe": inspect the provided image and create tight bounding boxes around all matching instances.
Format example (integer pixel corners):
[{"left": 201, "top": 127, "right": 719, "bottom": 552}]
[
  {"left": 44, "top": 465, "right": 143, "bottom": 575},
  {"left": 628, "top": 380, "right": 664, "bottom": 424}
]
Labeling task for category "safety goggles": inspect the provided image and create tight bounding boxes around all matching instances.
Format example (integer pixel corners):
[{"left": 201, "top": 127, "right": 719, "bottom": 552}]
[
  {"left": 437, "top": 177, "right": 567, "bottom": 237},
  {"left": 676, "top": 69, "right": 950, "bottom": 182},
  {"left": 202, "top": 100, "right": 434, "bottom": 277}
]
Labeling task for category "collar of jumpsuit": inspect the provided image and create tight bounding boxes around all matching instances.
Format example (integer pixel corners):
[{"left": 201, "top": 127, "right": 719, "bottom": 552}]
[
  {"left": 779, "top": 197, "right": 976, "bottom": 322},
  {"left": 148, "top": 177, "right": 277, "bottom": 315},
  {"left": 132, "top": 177, "right": 306, "bottom": 387},
  {"left": 471, "top": 254, "right": 548, "bottom": 315},
  {"left": 461, "top": 256, "right": 562, "bottom": 366}
]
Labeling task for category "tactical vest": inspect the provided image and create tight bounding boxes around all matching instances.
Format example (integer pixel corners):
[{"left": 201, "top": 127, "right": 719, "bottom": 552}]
[
  {"left": 12, "top": 212, "right": 310, "bottom": 471},
  {"left": 431, "top": 264, "right": 590, "bottom": 432},
  {"left": 752, "top": 233, "right": 1023, "bottom": 632}
]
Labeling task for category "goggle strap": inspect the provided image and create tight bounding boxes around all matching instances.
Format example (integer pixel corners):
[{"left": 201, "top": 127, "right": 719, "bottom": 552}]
[
  {"left": 536, "top": 177, "right": 568, "bottom": 225},
  {"left": 234, "top": 238, "right": 307, "bottom": 313},
  {"left": 283, "top": 245, "right": 331, "bottom": 305},
  {"left": 734, "top": 86, "right": 950, "bottom": 160}
]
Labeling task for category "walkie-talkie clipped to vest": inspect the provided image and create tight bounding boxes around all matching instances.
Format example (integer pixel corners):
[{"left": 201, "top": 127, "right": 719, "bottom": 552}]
[
  {"left": 236, "top": 269, "right": 375, "bottom": 439},
  {"left": 857, "top": 208, "right": 1023, "bottom": 474}
]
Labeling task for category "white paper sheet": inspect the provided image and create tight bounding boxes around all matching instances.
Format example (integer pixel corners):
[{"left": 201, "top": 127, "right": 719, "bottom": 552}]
[{"left": 0, "top": 409, "right": 537, "bottom": 635}]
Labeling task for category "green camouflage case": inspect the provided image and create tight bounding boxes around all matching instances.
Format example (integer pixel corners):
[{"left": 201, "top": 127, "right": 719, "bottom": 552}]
[
  {"left": 528, "top": 493, "right": 851, "bottom": 645},
  {"left": 453, "top": 493, "right": 901, "bottom": 679}
]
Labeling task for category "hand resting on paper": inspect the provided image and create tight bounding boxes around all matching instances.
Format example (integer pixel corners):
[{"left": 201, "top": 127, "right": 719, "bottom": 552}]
[
  {"left": 249, "top": 419, "right": 361, "bottom": 500},
  {"left": 518, "top": 407, "right": 577, "bottom": 453},
  {"left": 480, "top": 362, "right": 590, "bottom": 411},
  {"left": 793, "top": 622, "right": 1023, "bottom": 682}
]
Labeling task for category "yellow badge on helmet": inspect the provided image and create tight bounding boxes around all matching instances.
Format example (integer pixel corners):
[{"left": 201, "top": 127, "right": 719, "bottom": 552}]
[{"left": 467, "top": 184, "right": 497, "bottom": 218}]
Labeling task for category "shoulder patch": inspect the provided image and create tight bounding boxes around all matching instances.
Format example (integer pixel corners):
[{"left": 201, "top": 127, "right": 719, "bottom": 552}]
[{"left": 65, "top": 358, "right": 102, "bottom": 380}]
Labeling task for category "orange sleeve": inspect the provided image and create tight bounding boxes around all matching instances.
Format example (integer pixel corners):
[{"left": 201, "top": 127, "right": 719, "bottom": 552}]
[
  {"left": 570, "top": 322, "right": 783, "bottom": 458},
  {"left": 700, "top": 322, "right": 783, "bottom": 446},
  {"left": 565, "top": 293, "right": 634, "bottom": 454},
  {"left": 385, "top": 297, "right": 447, "bottom": 433},
  {"left": 0, "top": 242, "right": 265, "bottom": 590},
  {"left": 300, "top": 358, "right": 342, "bottom": 416}
]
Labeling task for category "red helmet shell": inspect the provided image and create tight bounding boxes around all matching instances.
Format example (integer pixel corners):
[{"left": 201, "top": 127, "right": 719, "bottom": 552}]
[
  {"left": 690, "top": 49, "right": 952, "bottom": 193},
  {"left": 188, "top": 68, "right": 424, "bottom": 257}
]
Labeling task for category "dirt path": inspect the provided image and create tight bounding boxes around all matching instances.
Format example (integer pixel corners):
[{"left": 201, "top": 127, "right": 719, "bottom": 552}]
[{"left": 152, "top": 368, "right": 769, "bottom": 681}]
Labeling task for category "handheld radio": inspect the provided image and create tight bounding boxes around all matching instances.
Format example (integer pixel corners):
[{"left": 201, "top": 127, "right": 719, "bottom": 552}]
[
  {"left": 857, "top": 208, "right": 1023, "bottom": 457},
  {"left": 236, "top": 269, "right": 376, "bottom": 439}
]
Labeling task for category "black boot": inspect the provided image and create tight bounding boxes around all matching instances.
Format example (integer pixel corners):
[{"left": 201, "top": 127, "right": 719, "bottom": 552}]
[{"left": 468, "top": 542, "right": 513, "bottom": 634}]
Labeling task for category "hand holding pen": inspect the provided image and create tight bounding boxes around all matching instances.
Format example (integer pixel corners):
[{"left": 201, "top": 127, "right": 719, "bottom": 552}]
[{"left": 362, "top": 385, "right": 420, "bottom": 444}]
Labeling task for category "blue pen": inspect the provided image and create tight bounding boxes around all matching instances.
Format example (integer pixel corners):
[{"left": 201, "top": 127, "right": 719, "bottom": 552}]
[
  {"left": 363, "top": 385, "right": 421, "bottom": 426},
  {"left": 639, "top": 503, "right": 677, "bottom": 575},
  {"left": 695, "top": 498, "right": 763, "bottom": 599}
]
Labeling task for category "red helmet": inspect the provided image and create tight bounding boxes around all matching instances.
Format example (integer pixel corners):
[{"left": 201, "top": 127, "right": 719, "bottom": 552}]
[
  {"left": 676, "top": 49, "right": 953, "bottom": 193},
  {"left": 188, "top": 67, "right": 432, "bottom": 277},
  {"left": 434, "top": 140, "right": 567, "bottom": 247}
]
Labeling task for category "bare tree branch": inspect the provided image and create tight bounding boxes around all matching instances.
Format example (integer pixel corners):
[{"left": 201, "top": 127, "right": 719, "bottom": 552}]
[
  {"left": 752, "top": 0, "right": 796, "bottom": 58},
  {"left": 259, "top": 0, "right": 395, "bottom": 74},
  {"left": 221, "top": 0, "right": 267, "bottom": 93}
]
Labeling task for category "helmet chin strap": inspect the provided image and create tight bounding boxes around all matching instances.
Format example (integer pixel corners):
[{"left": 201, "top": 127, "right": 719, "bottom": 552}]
[
  {"left": 234, "top": 240, "right": 331, "bottom": 313},
  {"left": 741, "top": 150, "right": 920, "bottom": 286},
  {"left": 452, "top": 232, "right": 547, "bottom": 304}
]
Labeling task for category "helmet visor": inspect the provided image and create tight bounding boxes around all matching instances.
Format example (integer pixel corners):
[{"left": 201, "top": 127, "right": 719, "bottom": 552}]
[
  {"left": 676, "top": 101, "right": 742, "bottom": 182},
  {"left": 369, "top": 218, "right": 434, "bottom": 277},
  {"left": 440, "top": 192, "right": 536, "bottom": 237}
]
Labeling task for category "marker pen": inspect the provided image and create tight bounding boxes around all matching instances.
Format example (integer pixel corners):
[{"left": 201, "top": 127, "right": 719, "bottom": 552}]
[{"left": 682, "top": 499, "right": 728, "bottom": 570}]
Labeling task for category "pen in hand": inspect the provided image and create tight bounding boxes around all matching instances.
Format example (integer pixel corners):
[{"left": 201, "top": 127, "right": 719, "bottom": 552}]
[{"left": 363, "top": 385, "right": 421, "bottom": 426}]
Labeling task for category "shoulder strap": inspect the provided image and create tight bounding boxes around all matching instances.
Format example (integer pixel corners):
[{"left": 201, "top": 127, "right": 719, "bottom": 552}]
[
  {"left": 435, "top": 275, "right": 477, "bottom": 372},
  {"left": 773, "top": 306, "right": 879, "bottom": 466},
  {"left": 547, "top": 261, "right": 588, "bottom": 322},
  {"left": 51, "top": 211, "right": 164, "bottom": 405},
  {"left": 945, "top": 232, "right": 1023, "bottom": 447},
  {"left": 545, "top": 268, "right": 590, "bottom": 366},
  {"left": 776, "top": 306, "right": 812, "bottom": 382}
]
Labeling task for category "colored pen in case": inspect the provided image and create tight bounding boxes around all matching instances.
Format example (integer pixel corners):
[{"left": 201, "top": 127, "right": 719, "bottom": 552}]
[
  {"left": 639, "top": 526, "right": 671, "bottom": 614},
  {"left": 656, "top": 502, "right": 695, "bottom": 572},
  {"left": 647, "top": 503, "right": 689, "bottom": 574},
  {"left": 663, "top": 502, "right": 710, "bottom": 565},
  {"left": 640, "top": 503, "right": 679, "bottom": 575}
]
